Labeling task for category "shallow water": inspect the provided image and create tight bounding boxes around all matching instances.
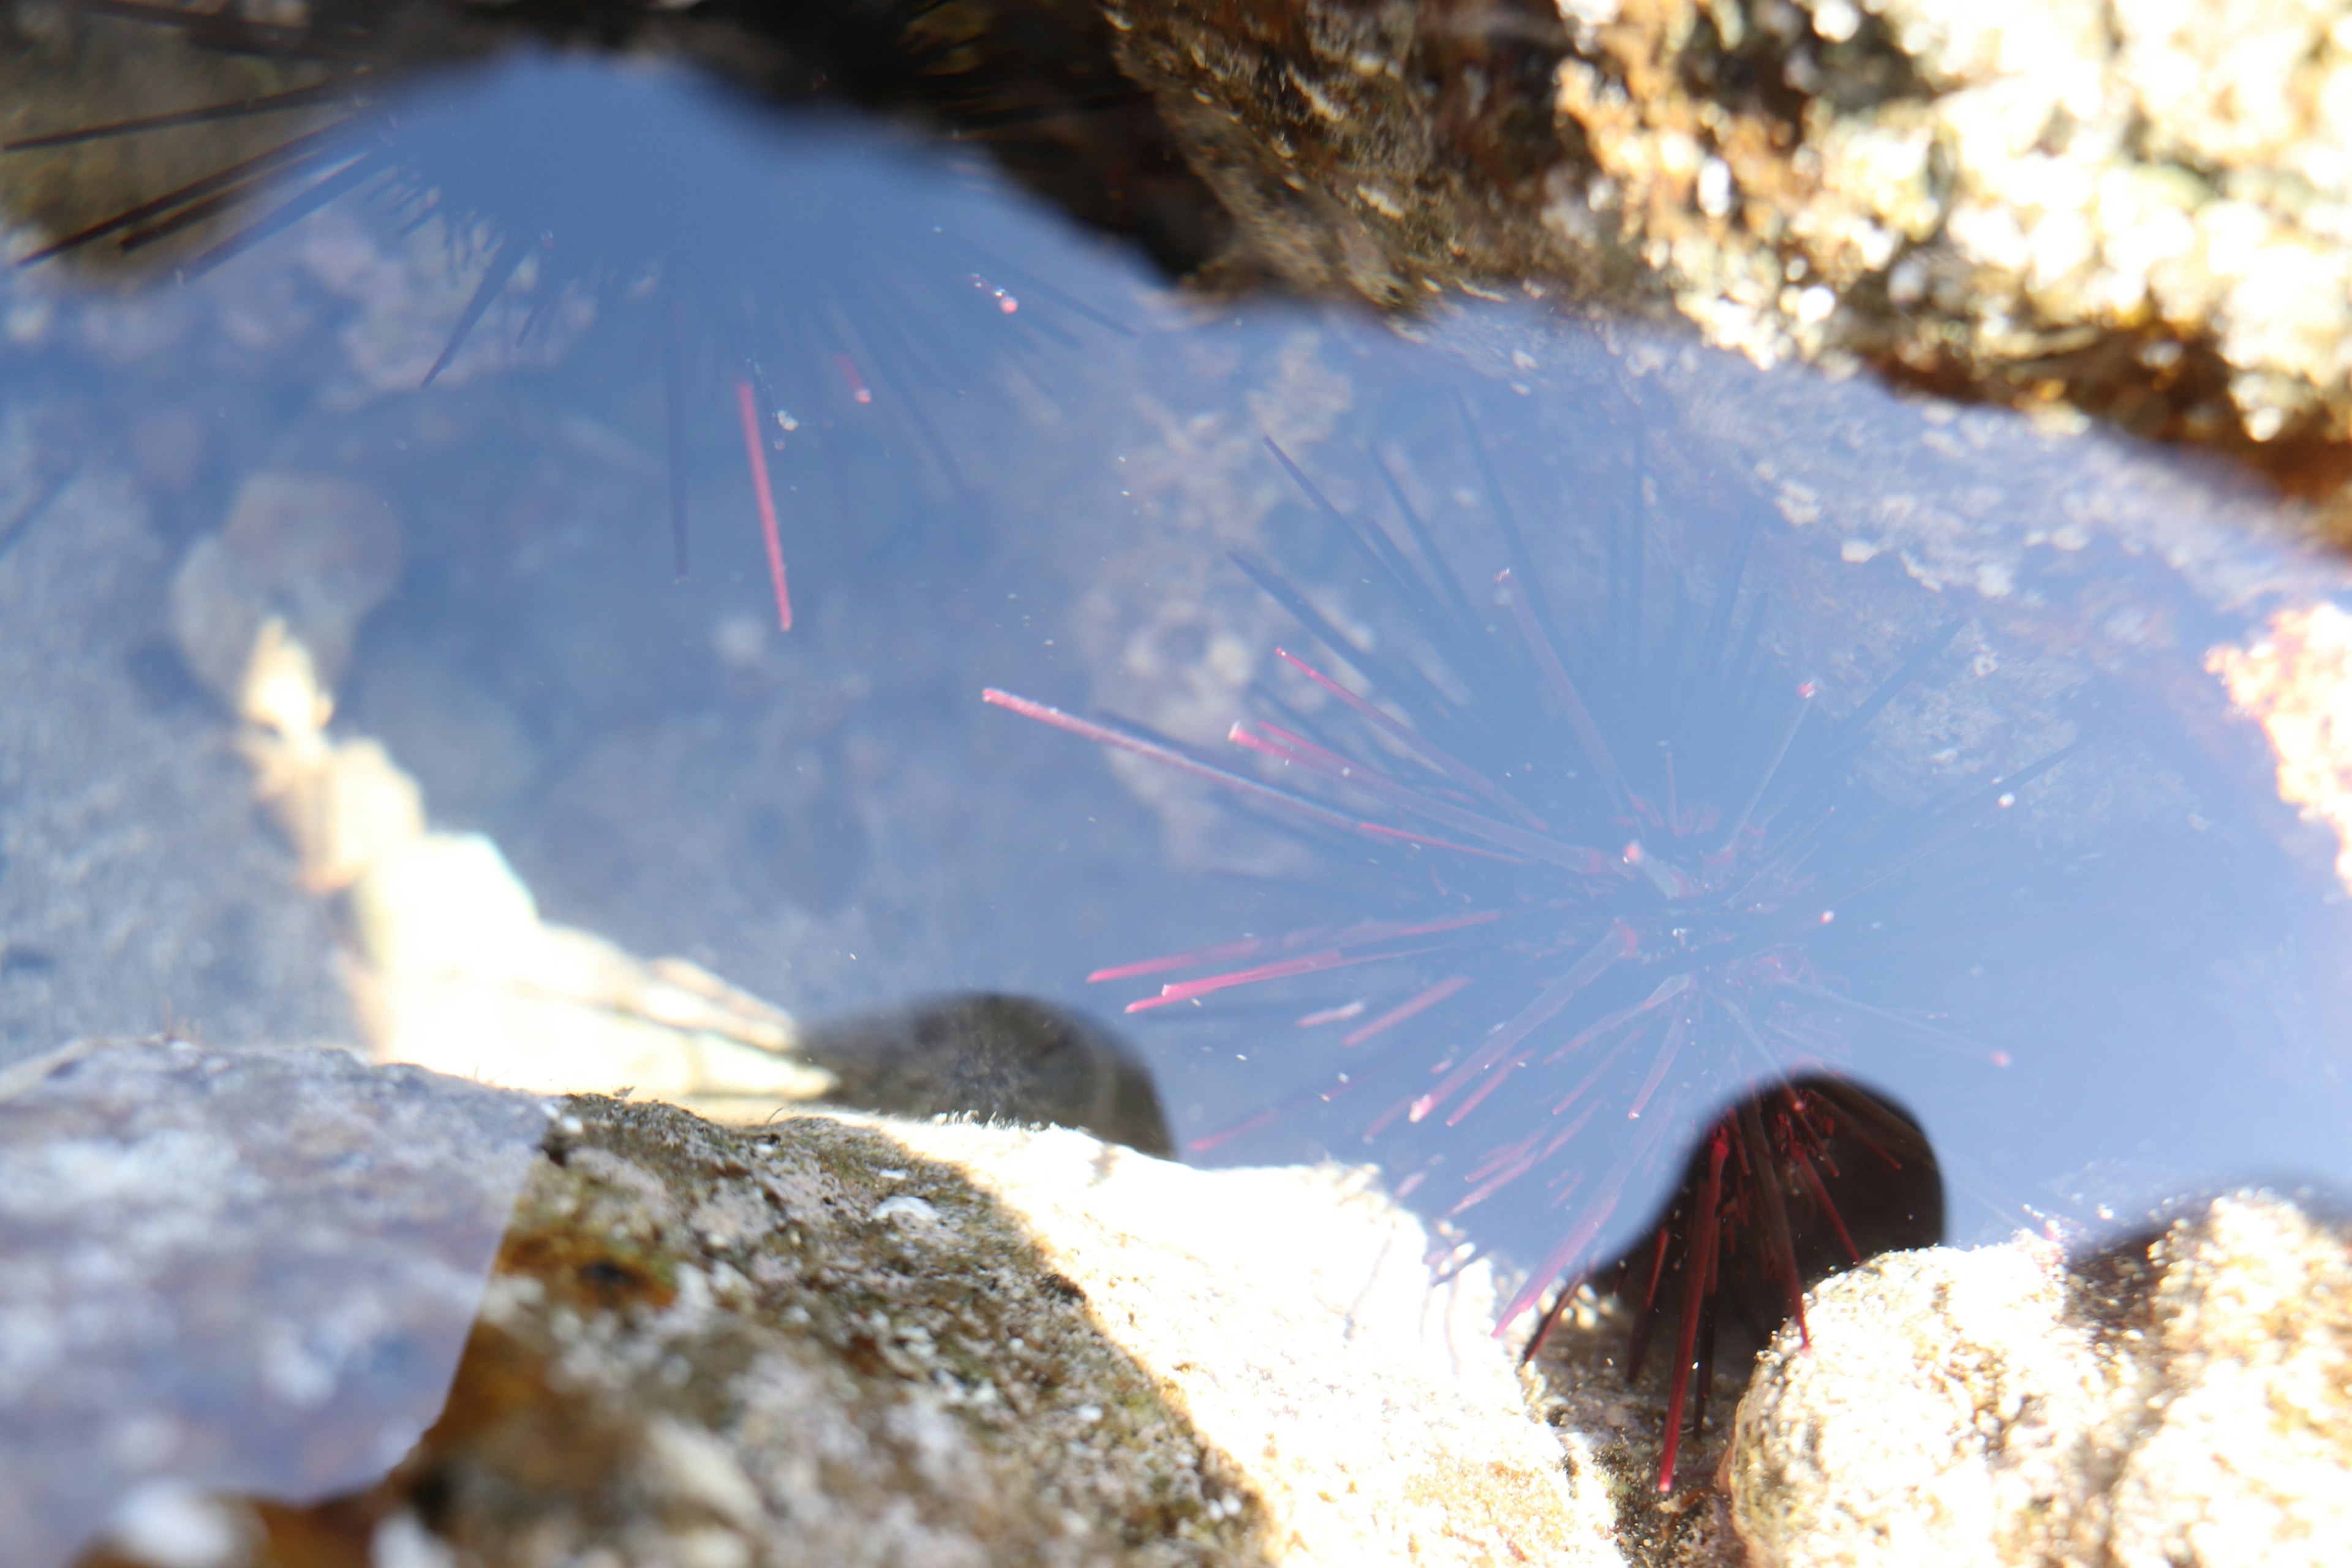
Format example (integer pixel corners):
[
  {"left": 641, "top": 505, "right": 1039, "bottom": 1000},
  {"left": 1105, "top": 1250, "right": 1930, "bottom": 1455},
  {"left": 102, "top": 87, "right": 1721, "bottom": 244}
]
[{"left": 4, "top": 37, "right": 2351, "bottom": 1562}]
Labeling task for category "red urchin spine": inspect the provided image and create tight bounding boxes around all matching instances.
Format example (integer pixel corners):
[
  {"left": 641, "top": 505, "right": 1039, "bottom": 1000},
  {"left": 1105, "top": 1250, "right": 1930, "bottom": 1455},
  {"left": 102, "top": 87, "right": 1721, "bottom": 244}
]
[{"left": 989, "top": 423, "right": 2030, "bottom": 1488}]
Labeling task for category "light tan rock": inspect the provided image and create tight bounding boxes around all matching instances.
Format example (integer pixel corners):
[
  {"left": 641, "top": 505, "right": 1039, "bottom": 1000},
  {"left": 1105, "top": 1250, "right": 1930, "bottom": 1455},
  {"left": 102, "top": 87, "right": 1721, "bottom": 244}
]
[
  {"left": 2105, "top": 1195, "right": 2352, "bottom": 1568},
  {"left": 879, "top": 1115, "right": 1626, "bottom": 1567},
  {"left": 168, "top": 472, "right": 401, "bottom": 703},
  {"left": 1112, "top": 0, "right": 2352, "bottom": 514},
  {"left": 343, "top": 828, "right": 827, "bottom": 1105},
  {"left": 1727, "top": 1191, "right": 2352, "bottom": 1567},
  {"left": 196, "top": 608, "right": 830, "bottom": 1108}
]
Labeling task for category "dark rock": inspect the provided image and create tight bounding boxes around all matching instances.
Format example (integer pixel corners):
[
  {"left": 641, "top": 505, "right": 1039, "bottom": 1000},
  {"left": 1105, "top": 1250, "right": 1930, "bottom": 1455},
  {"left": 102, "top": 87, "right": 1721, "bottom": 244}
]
[{"left": 797, "top": 993, "right": 1175, "bottom": 1157}]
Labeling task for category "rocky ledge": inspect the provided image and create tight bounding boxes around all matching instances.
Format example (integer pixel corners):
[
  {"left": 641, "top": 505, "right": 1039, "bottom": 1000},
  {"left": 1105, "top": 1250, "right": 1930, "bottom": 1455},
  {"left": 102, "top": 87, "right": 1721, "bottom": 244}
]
[
  {"left": 4, "top": 1039, "right": 1613, "bottom": 1568},
  {"left": 1727, "top": 1189, "right": 2352, "bottom": 1568},
  {"left": 1110, "top": 0, "right": 2352, "bottom": 521},
  {"left": 6, "top": 1039, "right": 2346, "bottom": 1568}
]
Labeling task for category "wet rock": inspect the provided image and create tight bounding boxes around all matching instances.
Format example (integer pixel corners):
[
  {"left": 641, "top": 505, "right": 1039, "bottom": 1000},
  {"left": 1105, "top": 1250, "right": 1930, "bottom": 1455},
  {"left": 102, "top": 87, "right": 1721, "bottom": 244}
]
[
  {"left": 204, "top": 614, "right": 831, "bottom": 1107},
  {"left": 0, "top": 461, "right": 353, "bottom": 1060},
  {"left": 877, "top": 1114, "right": 1619, "bottom": 1565},
  {"left": 0, "top": 1038, "right": 547, "bottom": 1568},
  {"left": 269, "top": 1095, "right": 1280, "bottom": 1568},
  {"left": 1108, "top": 0, "right": 2352, "bottom": 516},
  {"left": 168, "top": 472, "right": 402, "bottom": 704},
  {"left": 1725, "top": 1191, "right": 2352, "bottom": 1567},
  {"left": 20, "top": 0, "right": 2352, "bottom": 508},
  {"left": 7, "top": 1040, "right": 1614, "bottom": 1568},
  {"left": 795, "top": 993, "right": 1175, "bottom": 1157},
  {"left": 1520, "top": 1284, "right": 1751, "bottom": 1568}
]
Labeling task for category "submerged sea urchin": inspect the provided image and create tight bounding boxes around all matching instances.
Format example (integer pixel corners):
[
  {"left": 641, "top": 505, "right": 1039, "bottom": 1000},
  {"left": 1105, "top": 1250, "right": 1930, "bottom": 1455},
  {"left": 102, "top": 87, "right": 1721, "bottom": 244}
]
[
  {"left": 981, "top": 410, "right": 2100, "bottom": 1489},
  {"left": 9, "top": 21, "right": 1130, "bottom": 627}
]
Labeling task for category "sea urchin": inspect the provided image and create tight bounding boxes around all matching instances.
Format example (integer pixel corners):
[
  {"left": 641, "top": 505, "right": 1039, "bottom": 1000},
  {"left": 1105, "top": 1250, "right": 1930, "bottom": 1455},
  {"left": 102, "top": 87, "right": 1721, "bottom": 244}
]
[{"left": 984, "top": 415, "right": 2062, "bottom": 1488}]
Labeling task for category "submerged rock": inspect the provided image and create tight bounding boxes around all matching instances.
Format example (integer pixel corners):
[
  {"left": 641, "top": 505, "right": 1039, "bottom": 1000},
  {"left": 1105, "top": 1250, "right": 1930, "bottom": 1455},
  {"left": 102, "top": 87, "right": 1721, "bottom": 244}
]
[
  {"left": 1725, "top": 1191, "right": 2352, "bottom": 1567},
  {"left": 793, "top": 994, "right": 1176, "bottom": 1158},
  {"left": 0, "top": 1039, "right": 546, "bottom": 1568}
]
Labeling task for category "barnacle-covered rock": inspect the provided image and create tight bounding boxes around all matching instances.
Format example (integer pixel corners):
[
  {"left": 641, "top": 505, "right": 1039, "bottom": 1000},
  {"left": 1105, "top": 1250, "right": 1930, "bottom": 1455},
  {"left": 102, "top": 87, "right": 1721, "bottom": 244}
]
[{"left": 1724, "top": 1191, "right": 2352, "bottom": 1567}]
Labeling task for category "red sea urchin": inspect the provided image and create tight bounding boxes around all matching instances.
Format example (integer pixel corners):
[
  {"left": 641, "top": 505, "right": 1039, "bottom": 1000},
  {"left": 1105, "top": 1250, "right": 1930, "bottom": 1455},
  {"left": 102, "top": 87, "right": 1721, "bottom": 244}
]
[{"left": 982, "top": 413, "right": 2072, "bottom": 1490}]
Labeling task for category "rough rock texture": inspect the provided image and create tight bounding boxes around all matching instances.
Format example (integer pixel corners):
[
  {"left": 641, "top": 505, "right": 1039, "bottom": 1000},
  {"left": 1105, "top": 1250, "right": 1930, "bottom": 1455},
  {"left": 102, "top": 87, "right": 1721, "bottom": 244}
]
[
  {"left": 1725, "top": 1192, "right": 2352, "bottom": 1567},
  {"left": 21, "top": 0, "right": 2352, "bottom": 513},
  {"left": 1108, "top": 0, "right": 2352, "bottom": 516},
  {"left": 4, "top": 1040, "right": 1615, "bottom": 1568},
  {"left": 875, "top": 1114, "right": 1619, "bottom": 1566},
  {"left": 1517, "top": 1284, "right": 1754, "bottom": 1568},
  {"left": 263, "top": 1095, "right": 1281, "bottom": 1568}
]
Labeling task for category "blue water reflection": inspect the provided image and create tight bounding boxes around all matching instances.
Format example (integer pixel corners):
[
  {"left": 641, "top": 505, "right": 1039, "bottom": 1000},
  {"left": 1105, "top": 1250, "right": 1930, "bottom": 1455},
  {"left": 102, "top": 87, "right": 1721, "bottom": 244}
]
[{"left": 5, "top": 46, "right": 2352, "bottom": 1553}]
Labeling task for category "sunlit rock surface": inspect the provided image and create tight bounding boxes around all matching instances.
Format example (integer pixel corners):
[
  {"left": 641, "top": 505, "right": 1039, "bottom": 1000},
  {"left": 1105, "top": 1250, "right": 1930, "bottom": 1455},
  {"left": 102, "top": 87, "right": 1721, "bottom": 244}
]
[
  {"left": 286, "top": 1095, "right": 1283, "bottom": 1568},
  {"left": 4, "top": 1041, "right": 1618, "bottom": 1568},
  {"left": 1110, "top": 0, "right": 2352, "bottom": 515},
  {"left": 873, "top": 1113, "right": 1619, "bottom": 1566},
  {"left": 1726, "top": 1192, "right": 2352, "bottom": 1567}
]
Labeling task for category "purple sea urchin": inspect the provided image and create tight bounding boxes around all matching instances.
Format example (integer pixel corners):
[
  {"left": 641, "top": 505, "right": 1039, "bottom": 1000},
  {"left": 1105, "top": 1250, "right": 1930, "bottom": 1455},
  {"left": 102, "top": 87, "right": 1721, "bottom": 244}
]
[{"left": 982, "top": 413, "right": 2084, "bottom": 1489}]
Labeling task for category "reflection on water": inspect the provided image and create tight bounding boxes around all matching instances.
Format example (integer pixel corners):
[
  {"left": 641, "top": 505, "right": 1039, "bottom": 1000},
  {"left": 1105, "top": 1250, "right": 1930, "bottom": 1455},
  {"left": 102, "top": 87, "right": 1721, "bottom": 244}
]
[
  {"left": 4, "top": 36, "right": 2352, "bottom": 1560},
  {"left": 0, "top": 1041, "right": 545, "bottom": 1568}
]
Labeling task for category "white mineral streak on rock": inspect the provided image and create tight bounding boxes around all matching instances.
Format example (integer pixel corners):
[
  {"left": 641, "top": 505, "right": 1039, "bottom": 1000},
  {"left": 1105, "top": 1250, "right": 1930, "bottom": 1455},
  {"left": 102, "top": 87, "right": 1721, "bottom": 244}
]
[
  {"left": 2208, "top": 601, "right": 2352, "bottom": 891},
  {"left": 1727, "top": 1191, "right": 2352, "bottom": 1568},
  {"left": 876, "top": 1115, "right": 1627, "bottom": 1567}
]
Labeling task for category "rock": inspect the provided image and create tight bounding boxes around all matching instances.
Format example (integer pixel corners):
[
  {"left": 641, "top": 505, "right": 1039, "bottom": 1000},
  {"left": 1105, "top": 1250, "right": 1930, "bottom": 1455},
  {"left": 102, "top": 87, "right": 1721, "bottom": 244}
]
[
  {"left": 793, "top": 994, "right": 1176, "bottom": 1158},
  {"left": 2207, "top": 601, "right": 2352, "bottom": 889},
  {"left": 1520, "top": 1283, "right": 1755, "bottom": 1568},
  {"left": 340, "top": 823, "right": 828, "bottom": 1105},
  {"left": 168, "top": 472, "right": 402, "bottom": 704},
  {"left": 877, "top": 1114, "right": 1620, "bottom": 1566},
  {"left": 204, "top": 613, "right": 832, "bottom": 1108},
  {"left": 4, "top": 1040, "right": 1617, "bottom": 1568},
  {"left": 1107, "top": 0, "right": 2352, "bottom": 518},
  {"left": 1725, "top": 1191, "right": 2352, "bottom": 1567},
  {"left": 2104, "top": 1195, "right": 2352, "bottom": 1568},
  {"left": 281, "top": 1094, "right": 1278, "bottom": 1568},
  {"left": 0, "top": 460, "right": 353, "bottom": 1060},
  {"left": 22, "top": 0, "right": 2352, "bottom": 511}
]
